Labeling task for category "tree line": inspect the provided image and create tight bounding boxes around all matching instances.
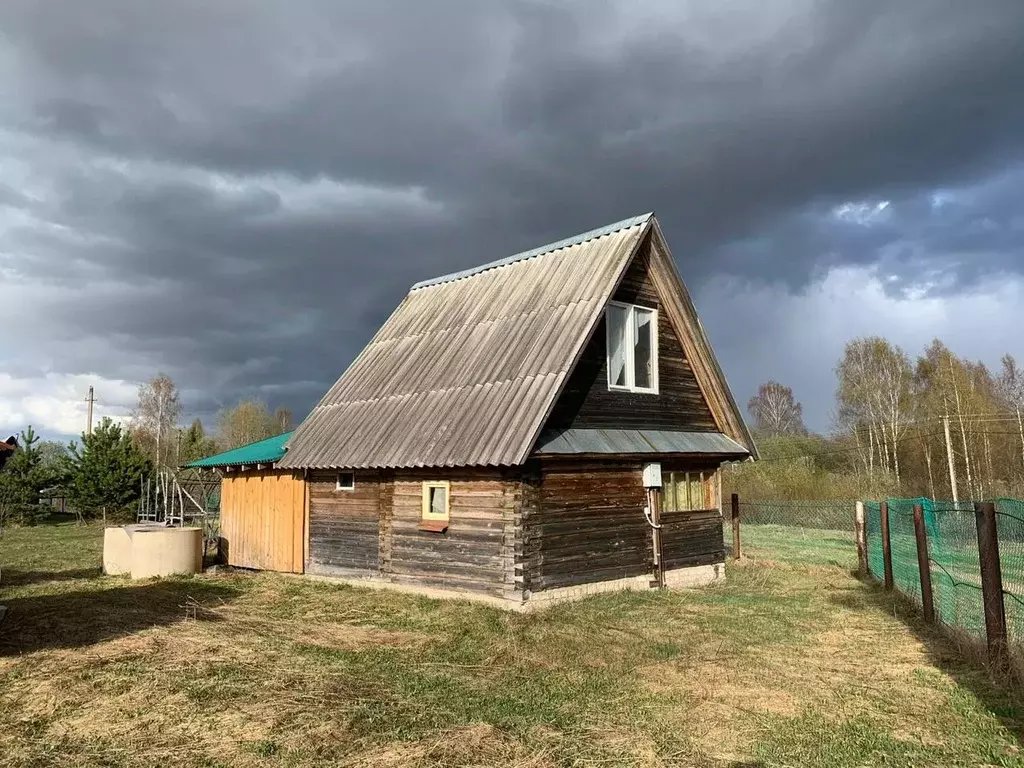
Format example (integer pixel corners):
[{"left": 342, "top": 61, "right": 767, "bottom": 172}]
[
  {"left": 729, "top": 337, "right": 1024, "bottom": 502},
  {"left": 0, "top": 373, "right": 295, "bottom": 528}
]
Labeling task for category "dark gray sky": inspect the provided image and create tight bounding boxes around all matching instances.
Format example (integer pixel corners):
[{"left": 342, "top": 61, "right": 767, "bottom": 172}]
[{"left": 3, "top": 0, "right": 1024, "bottom": 438}]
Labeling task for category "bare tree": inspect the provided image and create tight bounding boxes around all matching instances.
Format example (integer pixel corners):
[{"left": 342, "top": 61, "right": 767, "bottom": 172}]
[
  {"left": 134, "top": 373, "right": 182, "bottom": 468},
  {"left": 997, "top": 354, "right": 1024, "bottom": 481},
  {"left": 747, "top": 381, "right": 807, "bottom": 437},
  {"left": 217, "top": 399, "right": 279, "bottom": 450},
  {"left": 836, "top": 337, "right": 912, "bottom": 485},
  {"left": 273, "top": 407, "right": 295, "bottom": 432}
]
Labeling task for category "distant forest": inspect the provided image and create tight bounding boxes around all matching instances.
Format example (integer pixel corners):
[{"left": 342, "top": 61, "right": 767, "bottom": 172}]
[{"left": 725, "top": 336, "right": 1024, "bottom": 502}]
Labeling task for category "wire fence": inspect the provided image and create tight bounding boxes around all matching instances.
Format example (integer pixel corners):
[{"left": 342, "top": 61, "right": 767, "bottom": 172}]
[
  {"left": 864, "top": 498, "right": 1024, "bottom": 668},
  {"left": 730, "top": 499, "right": 856, "bottom": 567}
]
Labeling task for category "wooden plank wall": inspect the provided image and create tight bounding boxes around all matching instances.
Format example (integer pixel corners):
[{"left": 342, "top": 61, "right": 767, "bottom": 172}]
[
  {"left": 220, "top": 469, "right": 305, "bottom": 573},
  {"left": 660, "top": 509, "right": 725, "bottom": 570},
  {"left": 524, "top": 462, "right": 653, "bottom": 592},
  {"left": 543, "top": 239, "right": 718, "bottom": 433},
  {"left": 307, "top": 470, "right": 382, "bottom": 576},
  {"left": 659, "top": 462, "right": 724, "bottom": 570},
  {"left": 388, "top": 469, "right": 515, "bottom": 597}
]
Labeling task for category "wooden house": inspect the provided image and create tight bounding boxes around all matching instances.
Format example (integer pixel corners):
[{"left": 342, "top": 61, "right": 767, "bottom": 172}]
[
  {"left": 184, "top": 431, "right": 306, "bottom": 574},
  {"left": 274, "top": 212, "right": 756, "bottom": 608},
  {"left": 0, "top": 436, "right": 17, "bottom": 472}
]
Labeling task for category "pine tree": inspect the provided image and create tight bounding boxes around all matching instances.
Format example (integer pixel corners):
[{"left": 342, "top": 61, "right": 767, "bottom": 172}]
[
  {"left": 67, "top": 418, "right": 152, "bottom": 519},
  {"left": 0, "top": 426, "right": 56, "bottom": 525},
  {"left": 179, "top": 418, "right": 217, "bottom": 464}
]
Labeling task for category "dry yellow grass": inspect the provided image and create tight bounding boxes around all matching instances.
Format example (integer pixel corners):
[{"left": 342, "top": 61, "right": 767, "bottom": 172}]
[{"left": 2, "top": 522, "right": 1023, "bottom": 767}]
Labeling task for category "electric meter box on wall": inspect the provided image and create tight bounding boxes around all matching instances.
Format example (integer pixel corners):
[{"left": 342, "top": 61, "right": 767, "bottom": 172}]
[{"left": 642, "top": 463, "right": 662, "bottom": 488}]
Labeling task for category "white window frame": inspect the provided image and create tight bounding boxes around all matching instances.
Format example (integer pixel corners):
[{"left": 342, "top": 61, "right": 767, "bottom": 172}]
[
  {"left": 336, "top": 471, "right": 355, "bottom": 492},
  {"left": 606, "top": 301, "right": 659, "bottom": 394}
]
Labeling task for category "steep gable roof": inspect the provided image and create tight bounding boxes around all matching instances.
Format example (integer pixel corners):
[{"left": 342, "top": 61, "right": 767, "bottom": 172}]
[{"left": 281, "top": 213, "right": 755, "bottom": 469}]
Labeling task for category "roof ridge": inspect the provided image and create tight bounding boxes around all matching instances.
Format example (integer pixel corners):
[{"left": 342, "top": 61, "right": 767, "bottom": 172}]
[{"left": 410, "top": 212, "right": 653, "bottom": 291}]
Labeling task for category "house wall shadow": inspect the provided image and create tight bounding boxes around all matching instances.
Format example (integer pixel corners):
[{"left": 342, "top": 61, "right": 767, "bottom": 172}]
[
  {"left": 0, "top": 579, "right": 241, "bottom": 656},
  {"left": 832, "top": 573, "right": 1024, "bottom": 744}
]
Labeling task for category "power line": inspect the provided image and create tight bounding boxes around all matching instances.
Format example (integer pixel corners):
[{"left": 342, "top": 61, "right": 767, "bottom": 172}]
[{"left": 754, "top": 431, "right": 945, "bottom": 463}]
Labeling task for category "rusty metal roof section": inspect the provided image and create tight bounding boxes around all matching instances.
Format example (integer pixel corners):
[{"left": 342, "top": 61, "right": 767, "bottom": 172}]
[{"left": 280, "top": 214, "right": 654, "bottom": 469}]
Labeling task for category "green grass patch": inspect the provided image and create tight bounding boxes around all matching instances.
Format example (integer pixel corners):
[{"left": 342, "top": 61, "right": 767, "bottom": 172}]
[
  {"left": 741, "top": 522, "right": 855, "bottom": 568},
  {"left": 2, "top": 520, "right": 1023, "bottom": 766}
]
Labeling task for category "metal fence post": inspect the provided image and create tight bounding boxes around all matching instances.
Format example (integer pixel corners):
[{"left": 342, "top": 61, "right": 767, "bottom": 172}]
[
  {"left": 731, "top": 493, "right": 741, "bottom": 561},
  {"left": 855, "top": 501, "right": 867, "bottom": 576},
  {"left": 880, "top": 501, "right": 894, "bottom": 590},
  {"left": 975, "top": 502, "right": 1009, "bottom": 670},
  {"left": 912, "top": 503, "right": 935, "bottom": 623}
]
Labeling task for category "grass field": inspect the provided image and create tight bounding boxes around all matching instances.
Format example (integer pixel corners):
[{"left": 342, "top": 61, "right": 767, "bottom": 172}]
[
  {"left": 736, "top": 523, "right": 854, "bottom": 569},
  {"left": 3, "top": 521, "right": 1024, "bottom": 767}
]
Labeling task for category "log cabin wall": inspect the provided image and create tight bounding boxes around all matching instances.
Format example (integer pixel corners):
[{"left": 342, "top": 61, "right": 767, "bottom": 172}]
[
  {"left": 658, "top": 461, "right": 725, "bottom": 572},
  {"left": 659, "top": 509, "right": 725, "bottom": 571},
  {"left": 523, "top": 461, "right": 653, "bottom": 592},
  {"left": 387, "top": 469, "right": 519, "bottom": 598},
  {"left": 543, "top": 239, "right": 718, "bottom": 433},
  {"left": 523, "top": 459, "right": 728, "bottom": 594},
  {"left": 307, "top": 470, "right": 382, "bottom": 576}
]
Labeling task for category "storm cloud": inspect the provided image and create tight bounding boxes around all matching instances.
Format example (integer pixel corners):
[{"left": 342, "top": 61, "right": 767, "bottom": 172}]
[{"left": 3, "top": 0, "right": 1024, "bottom": 436}]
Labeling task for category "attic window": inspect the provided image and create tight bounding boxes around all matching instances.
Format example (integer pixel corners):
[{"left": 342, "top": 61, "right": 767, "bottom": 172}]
[
  {"left": 336, "top": 472, "right": 355, "bottom": 491},
  {"left": 606, "top": 302, "right": 658, "bottom": 393}
]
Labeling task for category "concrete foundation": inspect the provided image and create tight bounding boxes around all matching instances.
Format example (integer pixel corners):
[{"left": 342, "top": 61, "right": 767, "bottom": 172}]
[{"left": 291, "top": 561, "right": 725, "bottom": 612}]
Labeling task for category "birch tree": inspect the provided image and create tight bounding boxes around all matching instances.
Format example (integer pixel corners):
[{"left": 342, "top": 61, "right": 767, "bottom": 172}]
[
  {"left": 134, "top": 373, "right": 182, "bottom": 468},
  {"left": 747, "top": 381, "right": 807, "bottom": 437},
  {"left": 997, "top": 354, "right": 1024, "bottom": 482},
  {"left": 836, "top": 338, "right": 911, "bottom": 483}
]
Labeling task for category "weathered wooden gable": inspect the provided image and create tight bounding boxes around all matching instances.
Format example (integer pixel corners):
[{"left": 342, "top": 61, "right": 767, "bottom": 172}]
[{"left": 542, "top": 235, "right": 718, "bottom": 434}]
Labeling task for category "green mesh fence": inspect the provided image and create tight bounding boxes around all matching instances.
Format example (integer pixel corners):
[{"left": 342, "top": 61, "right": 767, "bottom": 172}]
[
  {"left": 995, "top": 499, "right": 1024, "bottom": 646},
  {"left": 885, "top": 498, "right": 924, "bottom": 610},
  {"left": 864, "top": 498, "right": 1024, "bottom": 648},
  {"left": 735, "top": 500, "right": 855, "bottom": 567},
  {"left": 864, "top": 501, "right": 883, "bottom": 580},
  {"left": 930, "top": 501, "right": 985, "bottom": 641}
]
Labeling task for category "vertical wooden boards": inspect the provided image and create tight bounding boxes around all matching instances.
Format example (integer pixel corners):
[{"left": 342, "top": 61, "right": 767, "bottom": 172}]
[{"left": 219, "top": 469, "right": 306, "bottom": 573}]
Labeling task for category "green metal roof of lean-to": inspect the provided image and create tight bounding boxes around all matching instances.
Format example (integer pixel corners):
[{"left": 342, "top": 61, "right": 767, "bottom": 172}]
[{"left": 183, "top": 431, "right": 294, "bottom": 469}]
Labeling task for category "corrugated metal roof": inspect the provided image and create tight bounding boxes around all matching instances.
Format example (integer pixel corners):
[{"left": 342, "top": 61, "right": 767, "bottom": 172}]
[
  {"left": 411, "top": 213, "right": 654, "bottom": 290},
  {"left": 280, "top": 215, "right": 653, "bottom": 469},
  {"left": 183, "top": 431, "right": 294, "bottom": 469},
  {"left": 533, "top": 428, "right": 750, "bottom": 457}
]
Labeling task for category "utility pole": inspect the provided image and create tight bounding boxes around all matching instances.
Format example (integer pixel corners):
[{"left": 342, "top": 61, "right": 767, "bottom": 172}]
[
  {"left": 86, "top": 386, "right": 95, "bottom": 436},
  {"left": 943, "top": 414, "right": 959, "bottom": 503}
]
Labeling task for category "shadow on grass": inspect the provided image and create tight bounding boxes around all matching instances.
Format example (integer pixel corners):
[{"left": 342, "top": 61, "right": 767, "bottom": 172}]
[
  {"left": 833, "top": 573, "right": 1024, "bottom": 744},
  {"left": 0, "top": 567, "right": 103, "bottom": 588},
  {"left": 0, "top": 578, "right": 241, "bottom": 656}
]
